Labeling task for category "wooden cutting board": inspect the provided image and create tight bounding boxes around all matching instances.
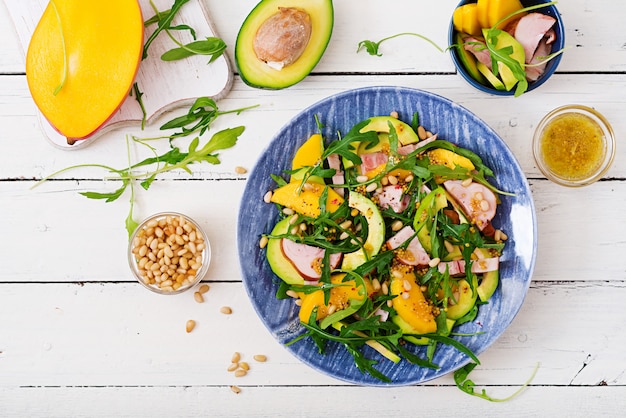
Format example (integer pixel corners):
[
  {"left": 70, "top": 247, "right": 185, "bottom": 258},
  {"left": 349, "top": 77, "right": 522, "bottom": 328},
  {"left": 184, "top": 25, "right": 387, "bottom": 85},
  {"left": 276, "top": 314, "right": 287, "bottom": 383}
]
[{"left": 3, "top": 0, "right": 233, "bottom": 150}]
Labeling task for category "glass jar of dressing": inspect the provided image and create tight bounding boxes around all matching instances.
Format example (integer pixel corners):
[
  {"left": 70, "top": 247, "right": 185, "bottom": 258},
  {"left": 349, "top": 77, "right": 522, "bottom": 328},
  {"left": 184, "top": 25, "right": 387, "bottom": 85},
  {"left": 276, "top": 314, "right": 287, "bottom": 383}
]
[{"left": 533, "top": 105, "right": 615, "bottom": 187}]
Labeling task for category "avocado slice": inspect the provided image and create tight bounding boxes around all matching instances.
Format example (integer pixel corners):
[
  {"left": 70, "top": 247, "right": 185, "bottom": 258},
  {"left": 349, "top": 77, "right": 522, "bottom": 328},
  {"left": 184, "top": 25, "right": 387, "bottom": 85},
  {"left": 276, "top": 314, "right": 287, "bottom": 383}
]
[
  {"left": 340, "top": 191, "right": 384, "bottom": 271},
  {"left": 235, "top": 0, "right": 334, "bottom": 89},
  {"left": 266, "top": 218, "right": 305, "bottom": 285},
  {"left": 445, "top": 276, "right": 478, "bottom": 320},
  {"left": 359, "top": 116, "right": 420, "bottom": 146},
  {"left": 455, "top": 33, "right": 486, "bottom": 85},
  {"left": 474, "top": 247, "right": 499, "bottom": 302},
  {"left": 476, "top": 62, "right": 506, "bottom": 91},
  {"left": 481, "top": 28, "right": 525, "bottom": 92}
]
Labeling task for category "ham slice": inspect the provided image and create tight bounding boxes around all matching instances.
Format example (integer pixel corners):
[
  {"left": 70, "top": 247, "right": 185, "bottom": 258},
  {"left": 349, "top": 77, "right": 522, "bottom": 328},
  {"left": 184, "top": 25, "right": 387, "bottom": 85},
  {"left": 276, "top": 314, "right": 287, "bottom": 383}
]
[
  {"left": 443, "top": 180, "right": 497, "bottom": 231},
  {"left": 508, "top": 12, "right": 556, "bottom": 64},
  {"left": 386, "top": 226, "right": 431, "bottom": 266},
  {"left": 397, "top": 135, "right": 437, "bottom": 156},
  {"left": 525, "top": 32, "right": 554, "bottom": 81},
  {"left": 281, "top": 239, "right": 342, "bottom": 281},
  {"left": 360, "top": 152, "right": 388, "bottom": 175},
  {"left": 327, "top": 153, "right": 345, "bottom": 197},
  {"left": 374, "top": 185, "right": 410, "bottom": 213},
  {"left": 438, "top": 257, "right": 499, "bottom": 276},
  {"left": 463, "top": 36, "right": 493, "bottom": 69}
]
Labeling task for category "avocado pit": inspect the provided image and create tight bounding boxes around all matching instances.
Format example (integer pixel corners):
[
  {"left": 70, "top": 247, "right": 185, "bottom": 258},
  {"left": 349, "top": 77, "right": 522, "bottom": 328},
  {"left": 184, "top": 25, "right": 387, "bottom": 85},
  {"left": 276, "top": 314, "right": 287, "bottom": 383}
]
[{"left": 253, "top": 7, "right": 312, "bottom": 70}]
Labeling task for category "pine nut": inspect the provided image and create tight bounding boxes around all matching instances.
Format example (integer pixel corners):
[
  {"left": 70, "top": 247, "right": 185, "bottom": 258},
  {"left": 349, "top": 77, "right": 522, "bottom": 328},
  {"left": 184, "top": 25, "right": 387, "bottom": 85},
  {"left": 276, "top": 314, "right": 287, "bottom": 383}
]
[
  {"left": 234, "top": 369, "right": 247, "bottom": 378},
  {"left": 286, "top": 290, "right": 299, "bottom": 299},
  {"left": 417, "top": 125, "right": 427, "bottom": 140},
  {"left": 235, "top": 166, "right": 247, "bottom": 174},
  {"left": 381, "top": 176, "right": 389, "bottom": 186},
  {"left": 461, "top": 177, "right": 473, "bottom": 187},
  {"left": 388, "top": 175, "right": 398, "bottom": 185},
  {"left": 253, "top": 354, "right": 267, "bottom": 362},
  {"left": 372, "top": 278, "right": 381, "bottom": 291},
  {"left": 500, "top": 231, "right": 508, "bottom": 241},
  {"left": 194, "top": 292, "right": 204, "bottom": 303},
  {"left": 220, "top": 306, "right": 233, "bottom": 315},
  {"left": 289, "top": 214, "right": 299, "bottom": 225},
  {"left": 494, "top": 229, "right": 502, "bottom": 242},
  {"left": 186, "top": 320, "right": 196, "bottom": 333},
  {"left": 444, "top": 240, "right": 455, "bottom": 253},
  {"left": 259, "top": 236, "right": 269, "bottom": 249},
  {"left": 198, "top": 284, "right": 210, "bottom": 294},
  {"left": 390, "top": 111, "right": 399, "bottom": 119},
  {"left": 240, "top": 362, "right": 250, "bottom": 371},
  {"left": 403, "top": 279, "right": 412, "bottom": 291},
  {"left": 282, "top": 207, "right": 294, "bottom": 216},
  {"left": 365, "top": 182, "right": 378, "bottom": 193},
  {"left": 391, "top": 220, "right": 403, "bottom": 231},
  {"left": 404, "top": 174, "right": 414, "bottom": 183},
  {"left": 230, "top": 385, "right": 241, "bottom": 394},
  {"left": 263, "top": 190, "right": 273, "bottom": 203},
  {"left": 402, "top": 292, "right": 410, "bottom": 299},
  {"left": 227, "top": 363, "right": 239, "bottom": 372},
  {"left": 232, "top": 352, "right": 241, "bottom": 363},
  {"left": 356, "top": 175, "right": 369, "bottom": 183},
  {"left": 428, "top": 257, "right": 441, "bottom": 268},
  {"left": 382, "top": 282, "right": 389, "bottom": 295}
]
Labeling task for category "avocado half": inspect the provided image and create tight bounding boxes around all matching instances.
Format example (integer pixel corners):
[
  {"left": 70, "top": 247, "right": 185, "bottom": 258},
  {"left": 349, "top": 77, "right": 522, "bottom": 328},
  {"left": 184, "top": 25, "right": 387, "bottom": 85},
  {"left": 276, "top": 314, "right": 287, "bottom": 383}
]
[{"left": 235, "top": 0, "right": 334, "bottom": 89}]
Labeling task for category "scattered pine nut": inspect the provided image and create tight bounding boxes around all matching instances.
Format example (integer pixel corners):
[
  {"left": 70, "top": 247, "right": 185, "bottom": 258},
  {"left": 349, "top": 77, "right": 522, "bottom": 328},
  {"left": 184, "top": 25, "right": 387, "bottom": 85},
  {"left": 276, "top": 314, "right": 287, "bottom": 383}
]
[
  {"left": 428, "top": 257, "right": 441, "bottom": 268},
  {"left": 234, "top": 369, "right": 247, "bottom": 378},
  {"left": 227, "top": 363, "right": 239, "bottom": 372},
  {"left": 194, "top": 291, "right": 204, "bottom": 303},
  {"left": 220, "top": 306, "right": 233, "bottom": 315},
  {"left": 239, "top": 362, "right": 250, "bottom": 371},
  {"left": 259, "top": 236, "right": 269, "bottom": 249},
  {"left": 232, "top": 352, "right": 241, "bottom": 363},
  {"left": 417, "top": 125, "right": 428, "bottom": 140},
  {"left": 253, "top": 354, "right": 267, "bottom": 363},
  {"left": 230, "top": 385, "right": 241, "bottom": 394},
  {"left": 198, "top": 284, "right": 210, "bottom": 294},
  {"left": 186, "top": 320, "right": 196, "bottom": 333},
  {"left": 235, "top": 166, "right": 247, "bottom": 174}
]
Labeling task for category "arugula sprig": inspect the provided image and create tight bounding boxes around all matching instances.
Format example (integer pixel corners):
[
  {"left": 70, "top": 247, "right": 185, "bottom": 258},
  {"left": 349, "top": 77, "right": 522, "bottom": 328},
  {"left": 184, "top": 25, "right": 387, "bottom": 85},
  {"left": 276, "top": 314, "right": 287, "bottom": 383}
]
[
  {"left": 143, "top": 0, "right": 227, "bottom": 63},
  {"left": 454, "top": 362, "right": 540, "bottom": 401},
  {"left": 33, "top": 127, "right": 244, "bottom": 236}
]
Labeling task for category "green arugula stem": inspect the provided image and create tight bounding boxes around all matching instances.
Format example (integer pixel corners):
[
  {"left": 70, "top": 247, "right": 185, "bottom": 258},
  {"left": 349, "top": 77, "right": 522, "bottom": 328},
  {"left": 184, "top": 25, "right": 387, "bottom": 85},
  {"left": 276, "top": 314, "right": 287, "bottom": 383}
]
[{"left": 31, "top": 163, "right": 121, "bottom": 189}]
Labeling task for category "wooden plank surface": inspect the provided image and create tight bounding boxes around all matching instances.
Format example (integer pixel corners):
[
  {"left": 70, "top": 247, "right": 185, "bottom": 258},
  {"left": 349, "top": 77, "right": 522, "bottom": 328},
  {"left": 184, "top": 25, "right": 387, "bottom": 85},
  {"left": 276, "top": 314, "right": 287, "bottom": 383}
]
[{"left": 1, "top": 0, "right": 625, "bottom": 416}]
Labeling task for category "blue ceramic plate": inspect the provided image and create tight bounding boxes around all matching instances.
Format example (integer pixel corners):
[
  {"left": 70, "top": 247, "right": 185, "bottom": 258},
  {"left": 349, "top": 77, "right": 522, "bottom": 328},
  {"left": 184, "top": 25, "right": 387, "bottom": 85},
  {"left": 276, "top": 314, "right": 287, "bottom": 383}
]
[{"left": 237, "top": 86, "right": 537, "bottom": 386}]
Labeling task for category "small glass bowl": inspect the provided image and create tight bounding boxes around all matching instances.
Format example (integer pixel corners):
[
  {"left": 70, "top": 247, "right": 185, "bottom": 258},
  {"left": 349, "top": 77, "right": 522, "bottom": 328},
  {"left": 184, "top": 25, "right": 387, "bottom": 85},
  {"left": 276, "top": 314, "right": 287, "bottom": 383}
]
[
  {"left": 532, "top": 105, "right": 615, "bottom": 187},
  {"left": 128, "top": 212, "right": 211, "bottom": 294}
]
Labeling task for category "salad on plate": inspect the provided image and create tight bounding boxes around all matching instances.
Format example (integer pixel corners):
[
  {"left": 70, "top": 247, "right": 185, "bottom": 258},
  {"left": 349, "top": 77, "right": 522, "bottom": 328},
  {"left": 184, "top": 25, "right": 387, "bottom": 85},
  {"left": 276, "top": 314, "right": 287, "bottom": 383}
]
[{"left": 261, "top": 113, "right": 511, "bottom": 382}]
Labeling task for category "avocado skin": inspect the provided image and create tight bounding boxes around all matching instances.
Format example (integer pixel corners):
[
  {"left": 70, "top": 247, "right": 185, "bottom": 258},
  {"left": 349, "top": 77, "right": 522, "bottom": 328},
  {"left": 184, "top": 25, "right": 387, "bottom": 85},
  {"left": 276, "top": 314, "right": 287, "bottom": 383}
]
[{"left": 235, "top": 0, "right": 334, "bottom": 89}]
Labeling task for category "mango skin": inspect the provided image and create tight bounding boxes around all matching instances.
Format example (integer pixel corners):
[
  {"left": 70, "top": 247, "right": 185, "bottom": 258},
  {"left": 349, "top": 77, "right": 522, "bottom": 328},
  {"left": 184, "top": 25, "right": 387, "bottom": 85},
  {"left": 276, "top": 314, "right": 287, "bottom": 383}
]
[{"left": 26, "top": 0, "right": 144, "bottom": 140}]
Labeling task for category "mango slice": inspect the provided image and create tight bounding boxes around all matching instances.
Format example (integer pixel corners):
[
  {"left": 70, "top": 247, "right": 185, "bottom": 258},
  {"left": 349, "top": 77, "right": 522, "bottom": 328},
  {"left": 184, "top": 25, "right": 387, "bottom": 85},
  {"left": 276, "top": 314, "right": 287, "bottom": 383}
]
[
  {"left": 390, "top": 269, "right": 437, "bottom": 334},
  {"left": 26, "top": 0, "right": 144, "bottom": 141},
  {"left": 270, "top": 181, "right": 344, "bottom": 217}
]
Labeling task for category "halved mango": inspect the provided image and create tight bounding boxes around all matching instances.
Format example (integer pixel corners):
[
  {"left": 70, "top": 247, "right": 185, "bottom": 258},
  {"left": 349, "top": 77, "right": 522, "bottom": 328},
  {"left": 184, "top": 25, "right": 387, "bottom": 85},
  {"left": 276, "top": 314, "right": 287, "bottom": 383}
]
[
  {"left": 26, "top": 0, "right": 144, "bottom": 141},
  {"left": 292, "top": 134, "right": 324, "bottom": 169}
]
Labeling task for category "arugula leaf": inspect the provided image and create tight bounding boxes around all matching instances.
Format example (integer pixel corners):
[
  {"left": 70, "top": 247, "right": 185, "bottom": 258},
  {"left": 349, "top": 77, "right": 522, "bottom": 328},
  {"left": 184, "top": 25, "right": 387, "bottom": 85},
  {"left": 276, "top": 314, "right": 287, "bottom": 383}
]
[
  {"left": 143, "top": 0, "right": 190, "bottom": 59},
  {"left": 454, "top": 362, "right": 540, "bottom": 402},
  {"left": 161, "top": 37, "right": 227, "bottom": 63}
]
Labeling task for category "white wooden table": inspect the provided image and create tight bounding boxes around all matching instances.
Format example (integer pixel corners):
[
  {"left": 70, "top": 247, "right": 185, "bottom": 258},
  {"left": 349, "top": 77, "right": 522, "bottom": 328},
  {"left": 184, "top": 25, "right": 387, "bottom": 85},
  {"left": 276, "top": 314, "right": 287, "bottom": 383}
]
[{"left": 1, "top": 0, "right": 625, "bottom": 416}]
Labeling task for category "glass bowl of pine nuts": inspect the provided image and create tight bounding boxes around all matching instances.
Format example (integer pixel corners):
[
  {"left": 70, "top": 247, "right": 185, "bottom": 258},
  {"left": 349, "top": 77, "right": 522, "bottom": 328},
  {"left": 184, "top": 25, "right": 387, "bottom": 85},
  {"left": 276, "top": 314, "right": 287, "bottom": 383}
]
[{"left": 128, "top": 212, "right": 211, "bottom": 294}]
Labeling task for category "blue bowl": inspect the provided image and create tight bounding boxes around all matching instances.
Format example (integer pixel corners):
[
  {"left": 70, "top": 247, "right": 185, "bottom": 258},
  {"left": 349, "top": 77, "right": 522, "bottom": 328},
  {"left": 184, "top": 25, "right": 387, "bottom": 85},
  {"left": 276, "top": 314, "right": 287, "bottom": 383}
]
[
  {"left": 449, "top": 0, "right": 565, "bottom": 95},
  {"left": 237, "top": 86, "right": 538, "bottom": 386}
]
